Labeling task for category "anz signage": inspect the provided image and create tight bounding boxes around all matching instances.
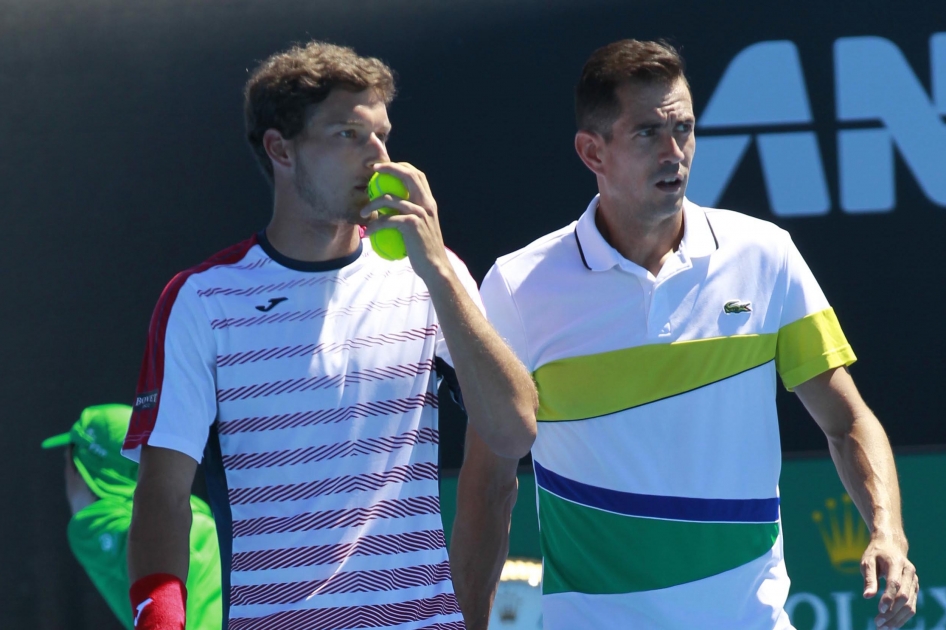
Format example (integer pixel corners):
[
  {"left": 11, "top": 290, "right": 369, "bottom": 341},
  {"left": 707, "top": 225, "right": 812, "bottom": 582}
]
[{"left": 687, "top": 33, "right": 946, "bottom": 217}]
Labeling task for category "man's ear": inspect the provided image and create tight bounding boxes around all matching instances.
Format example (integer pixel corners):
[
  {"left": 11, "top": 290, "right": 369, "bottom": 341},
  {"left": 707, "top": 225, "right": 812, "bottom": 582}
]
[
  {"left": 575, "top": 130, "right": 607, "bottom": 176},
  {"left": 263, "top": 129, "right": 293, "bottom": 174}
]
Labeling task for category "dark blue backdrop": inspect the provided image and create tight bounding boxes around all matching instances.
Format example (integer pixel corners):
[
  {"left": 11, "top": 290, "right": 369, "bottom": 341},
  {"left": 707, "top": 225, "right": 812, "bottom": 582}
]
[{"left": 2, "top": 1, "right": 943, "bottom": 627}]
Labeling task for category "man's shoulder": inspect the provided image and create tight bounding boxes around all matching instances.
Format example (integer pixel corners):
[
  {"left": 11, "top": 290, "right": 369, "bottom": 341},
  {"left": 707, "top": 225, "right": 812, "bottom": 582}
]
[
  {"left": 173, "top": 235, "right": 263, "bottom": 288},
  {"left": 697, "top": 204, "right": 792, "bottom": 250},
  {"left": 156, "top": 235, "right": 264, "bottom": 303},
  {"left": 491, "top": 222, "right": 579, "bottom": 282}
]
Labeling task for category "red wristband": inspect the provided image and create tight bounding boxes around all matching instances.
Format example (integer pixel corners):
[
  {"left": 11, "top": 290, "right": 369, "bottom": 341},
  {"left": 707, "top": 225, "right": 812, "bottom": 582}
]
[{"left": 129, "top": 573, "right": 187, "bottom": 629}]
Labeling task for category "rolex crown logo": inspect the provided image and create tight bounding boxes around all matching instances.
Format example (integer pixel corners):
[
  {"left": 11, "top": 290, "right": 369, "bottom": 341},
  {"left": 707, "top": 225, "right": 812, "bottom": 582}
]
[{"left": 811, "top": 493, "right": 869, "bottom": 574}]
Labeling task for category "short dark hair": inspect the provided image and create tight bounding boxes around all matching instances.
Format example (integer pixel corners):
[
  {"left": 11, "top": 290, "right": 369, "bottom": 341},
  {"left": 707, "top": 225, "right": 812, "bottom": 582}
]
[
  {"left": 575, "top": 39, "right": 688, "bottom": 141},
  {"left": 244, "top": 41, "right": 396, "bottom": 180}
]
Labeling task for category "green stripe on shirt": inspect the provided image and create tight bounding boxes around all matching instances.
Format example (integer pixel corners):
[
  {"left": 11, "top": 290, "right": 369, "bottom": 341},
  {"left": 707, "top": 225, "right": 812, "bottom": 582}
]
[{"left": 539, "top": 487, "right": 780, "bottom": 595}]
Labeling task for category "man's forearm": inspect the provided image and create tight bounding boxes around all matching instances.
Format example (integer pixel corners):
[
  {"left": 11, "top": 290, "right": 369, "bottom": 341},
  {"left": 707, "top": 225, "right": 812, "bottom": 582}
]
[
  {"left": 827, "top": 412, "right": 904, "bottom": 540},
  {"left": 451, "top": 443, "right": 519, "bottom": 630},
  {"left": 796, "top": 367, "right": 917, "bottom": 625},
  {"left": 426, "top": 269, "right": 537, "bottom": 459},
  {"left": 128, "top": 480, "right": 193, "bottom": 582},
  {"left": 128, "top": 446, "right": 198, "bottom": 583}
]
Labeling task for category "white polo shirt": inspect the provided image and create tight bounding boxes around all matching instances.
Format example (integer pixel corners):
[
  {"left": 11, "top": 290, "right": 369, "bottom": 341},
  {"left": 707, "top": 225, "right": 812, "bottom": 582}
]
[{"left": 480, "top": 196, "right": 856, "bottom": 630}]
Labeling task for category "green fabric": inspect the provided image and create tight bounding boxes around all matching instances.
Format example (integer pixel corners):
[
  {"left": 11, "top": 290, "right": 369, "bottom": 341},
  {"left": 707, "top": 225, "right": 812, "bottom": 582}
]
[
  {"left": 68, "top": 496, "right": 222, "bottom": 629},
  {"left": 41, "top": 433, "right": 71, "bottom": 448},
  {"left": 776, "top": 307, "right": 857, "bottom": 390},
  {"left": 43, "top": 404, "right": 139, "bottom": 500},
  {"left": 538, "top": 488, "right": 780, "bottom": 595},
  {"left": 533, "top": 334, "right": 777, "bottom": 422}
]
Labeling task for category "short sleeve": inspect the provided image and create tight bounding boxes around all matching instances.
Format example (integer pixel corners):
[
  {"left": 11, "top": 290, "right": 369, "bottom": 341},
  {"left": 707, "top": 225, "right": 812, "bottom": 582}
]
[
  {"left": 434, "top": 249, "right": 486, "bottom": 367},
  {"left": 122, "top": 278, "right": 218, "bottom": 463},
  {"left": 479, "top": 263, "right": 533, "bottom": 372},
  {"left": 775, "top": 236, "right": 856, "bottom": 390}
]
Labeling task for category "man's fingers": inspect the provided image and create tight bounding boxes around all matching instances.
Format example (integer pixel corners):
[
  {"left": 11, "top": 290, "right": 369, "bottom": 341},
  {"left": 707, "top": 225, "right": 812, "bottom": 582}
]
[
  {"left": 879, "top": 560, "right": 904, "bottom": 614},
  {"left": 862, "top": 553, "right": 879, "bottom": 598},
  {"left": 880, "top": 568, "right": 918, "bottom": 628},
  {"left": 880, "top": 581, "right": 918, "bottom": 629},
  {"left": 362, "top": 212, "right": 415, "bottom": 237},
  {"left": 360, "top": 197, "right": 427, "bottom": 220},
  {"left": 882, "top": 606, "right": 914, "bottom": 629},
  {"left": 372, "top": 162, "right": 434, "bottom": 209}
]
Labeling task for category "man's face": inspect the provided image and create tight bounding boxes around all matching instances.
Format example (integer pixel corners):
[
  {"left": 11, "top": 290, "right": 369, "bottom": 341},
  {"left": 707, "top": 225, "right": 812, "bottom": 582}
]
[
  {"left": 595, "top": 77, "right": 695, "bottom": 219},
  {"left": 289, "top": 88, "right": 391, "bottom": 224}
]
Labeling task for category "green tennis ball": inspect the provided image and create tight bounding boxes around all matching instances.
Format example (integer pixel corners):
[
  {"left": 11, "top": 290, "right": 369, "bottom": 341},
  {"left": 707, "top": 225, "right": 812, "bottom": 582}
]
[
  {"left": 367, "top": 172, "right": 409, "bottom": 261},
  {"left": 367, "top": 171, "right": 410, "bottom": 202}
]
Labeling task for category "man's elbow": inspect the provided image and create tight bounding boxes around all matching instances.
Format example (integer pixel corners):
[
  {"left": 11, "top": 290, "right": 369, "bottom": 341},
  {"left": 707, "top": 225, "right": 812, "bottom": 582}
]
[
  {"left": 497, "top": 390, "right": 539, "bottom": 458},
  {"left": 511, "top": 415, "right": 538, "bottom": 458},
  {"left": 485, "top": 414, "right": 536, "bottom": 459}
]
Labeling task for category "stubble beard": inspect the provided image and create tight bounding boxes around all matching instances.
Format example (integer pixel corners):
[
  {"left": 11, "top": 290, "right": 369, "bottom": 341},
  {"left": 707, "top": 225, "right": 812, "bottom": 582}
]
[
  {"left": 294, "top": 156, "right": 357, "bottom": 225},
  {"left": 645, "top": 177, "right": 687, "bottom": 222}
]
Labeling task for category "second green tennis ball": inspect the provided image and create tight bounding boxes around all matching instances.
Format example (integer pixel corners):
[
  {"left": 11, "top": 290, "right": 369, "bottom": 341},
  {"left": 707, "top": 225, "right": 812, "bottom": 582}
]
[{"left": 367, "top": 172, "right": 409, "bottom": 261}]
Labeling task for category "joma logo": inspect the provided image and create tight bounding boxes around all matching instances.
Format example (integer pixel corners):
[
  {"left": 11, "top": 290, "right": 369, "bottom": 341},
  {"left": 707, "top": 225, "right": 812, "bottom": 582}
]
[{"left": 687, "top": 33, "right": 946, "bottom": 216}]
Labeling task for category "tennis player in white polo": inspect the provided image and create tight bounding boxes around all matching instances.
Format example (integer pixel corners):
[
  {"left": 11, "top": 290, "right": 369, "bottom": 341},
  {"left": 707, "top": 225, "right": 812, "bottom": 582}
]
[{"left": 452, "top": 39, "right": 918, "bottom": 630}]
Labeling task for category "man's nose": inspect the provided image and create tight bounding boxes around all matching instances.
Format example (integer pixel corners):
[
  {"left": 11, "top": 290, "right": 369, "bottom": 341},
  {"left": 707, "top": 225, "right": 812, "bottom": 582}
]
[
  {"left": 365, "top": 132, "right": 389, "bottom": 165},
  {"left": 659, "top": 133, "right": 685, "bottom": 164}
]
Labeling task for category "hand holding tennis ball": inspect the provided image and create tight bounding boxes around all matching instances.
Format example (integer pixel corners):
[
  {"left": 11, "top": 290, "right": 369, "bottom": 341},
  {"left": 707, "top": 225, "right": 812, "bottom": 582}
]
[{"left": 366, "top": 172, "right": 409, "bottom": 261}]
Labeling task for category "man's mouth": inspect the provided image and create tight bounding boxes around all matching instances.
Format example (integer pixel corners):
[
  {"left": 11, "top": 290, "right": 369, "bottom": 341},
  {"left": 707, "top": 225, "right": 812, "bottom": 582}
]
[{"left": 655, "top": 175, "right": 683, "bottom": 192}]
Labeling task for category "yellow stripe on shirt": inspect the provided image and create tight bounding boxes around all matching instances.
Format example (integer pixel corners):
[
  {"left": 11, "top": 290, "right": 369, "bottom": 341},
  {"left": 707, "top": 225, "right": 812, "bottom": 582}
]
[
  {"left": 776, "top": 307, "right": 856, "bottom": 390},
  {"left": 533, "top": 308, "right": 855, "bottom": 421},
  {"left": 533, "top": 334, "right": 777, "bottom": 422}
]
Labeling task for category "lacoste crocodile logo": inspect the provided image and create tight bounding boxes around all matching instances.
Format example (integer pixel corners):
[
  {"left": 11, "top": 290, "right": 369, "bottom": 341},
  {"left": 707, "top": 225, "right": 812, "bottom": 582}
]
[
  {"left": 256, "top": 297, "right": 288, "bottom": 312},
  {"left": 723, "top": 299, "right": 752, "bottom": 314}
]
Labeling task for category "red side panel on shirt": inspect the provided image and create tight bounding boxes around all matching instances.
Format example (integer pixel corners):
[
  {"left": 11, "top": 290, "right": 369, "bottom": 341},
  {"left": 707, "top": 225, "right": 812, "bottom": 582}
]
[{"left": 123, "top": 235, "right": 259, "bottom": 451}]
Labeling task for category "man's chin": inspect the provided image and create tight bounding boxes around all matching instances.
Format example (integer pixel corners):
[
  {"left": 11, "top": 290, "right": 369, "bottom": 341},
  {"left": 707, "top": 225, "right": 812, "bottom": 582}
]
[
  {"left": 647, "top": 194, "right": 685, "bottom": 217},
  {"left": 348, "top": 210, "right": 371, "bottom": 227}
]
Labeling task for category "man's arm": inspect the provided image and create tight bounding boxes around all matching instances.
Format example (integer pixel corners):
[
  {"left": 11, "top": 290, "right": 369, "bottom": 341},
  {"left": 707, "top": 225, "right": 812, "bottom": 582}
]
[
  {"left": 794, "top": 367, "right": 918, "bottom": 629},
  {"left": 127, "top": 445, "right": 197, "bottom": 628},
  {"left": 362, "top": 161, "right": 538, "bottom": 459},
  {"left": 424, "top": 266, "right": 537, "bottom": 459},
  {"left": 129, "top": 445, "right": 197, "bottom": 582},
  {"left": 450, "top": 426, "right": 520, "bottom": 630}
]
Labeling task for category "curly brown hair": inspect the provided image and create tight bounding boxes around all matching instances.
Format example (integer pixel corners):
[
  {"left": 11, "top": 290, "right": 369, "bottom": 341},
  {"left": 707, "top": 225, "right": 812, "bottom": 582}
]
[
  {"left": 244, "top": 41, "right": 396, "bottom": 180},
  {"left": 575, "top": 39, "right": 688, "bottom": 141}
]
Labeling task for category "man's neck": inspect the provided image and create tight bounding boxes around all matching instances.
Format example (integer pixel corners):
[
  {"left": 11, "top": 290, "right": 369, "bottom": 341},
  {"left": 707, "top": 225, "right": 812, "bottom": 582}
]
[
  {"left": 265, "top": 192, "right": 361, "bottom": 263},
  {"left": 595, "top": 195, "right": 684, "bottom": 277}
]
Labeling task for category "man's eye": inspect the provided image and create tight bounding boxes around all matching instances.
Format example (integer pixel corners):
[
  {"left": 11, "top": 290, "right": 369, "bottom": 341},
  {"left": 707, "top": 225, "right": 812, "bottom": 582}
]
[
  {"left": 339, "top": 130, "right": 356, "bottom": 139},
  {"left": 638, "top": 128, "right": 655, "bottom": 138},
  {"left": 676, "top": 123, "right": 694, "bottom": 133}
]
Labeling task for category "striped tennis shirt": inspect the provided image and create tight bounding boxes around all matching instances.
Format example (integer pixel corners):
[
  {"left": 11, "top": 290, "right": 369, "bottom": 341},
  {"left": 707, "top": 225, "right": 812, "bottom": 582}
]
[
  {"left": 480, "top": 196, "right": 856, "bottom": 629},
  {"left": 123, "top": 232, "right": 474, "bottom": 630}
]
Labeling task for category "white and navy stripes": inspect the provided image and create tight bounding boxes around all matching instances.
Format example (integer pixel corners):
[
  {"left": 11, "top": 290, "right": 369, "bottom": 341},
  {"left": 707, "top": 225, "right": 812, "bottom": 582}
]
[{"left": 124, "top": 232, "right": 475, "bottom": 629}]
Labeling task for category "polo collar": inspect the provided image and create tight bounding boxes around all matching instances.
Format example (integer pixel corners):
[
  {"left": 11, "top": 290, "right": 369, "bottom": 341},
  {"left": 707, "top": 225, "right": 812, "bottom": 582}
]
[{"left": 575, "top": 195, "right": 717, "bottom": 272}]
